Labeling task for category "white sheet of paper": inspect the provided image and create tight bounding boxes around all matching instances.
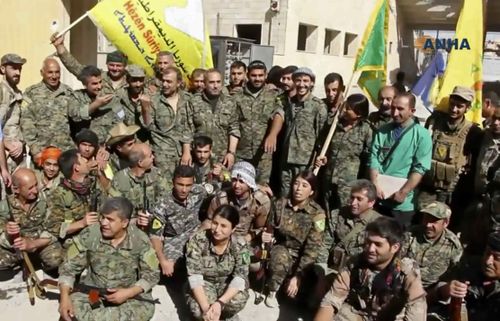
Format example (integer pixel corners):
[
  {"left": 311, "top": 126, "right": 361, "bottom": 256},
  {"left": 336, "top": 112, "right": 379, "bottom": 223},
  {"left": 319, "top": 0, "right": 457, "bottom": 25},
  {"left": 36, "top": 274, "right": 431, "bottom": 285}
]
[{"left": 378, "top": 174, "right": 408, "bottom": 199}]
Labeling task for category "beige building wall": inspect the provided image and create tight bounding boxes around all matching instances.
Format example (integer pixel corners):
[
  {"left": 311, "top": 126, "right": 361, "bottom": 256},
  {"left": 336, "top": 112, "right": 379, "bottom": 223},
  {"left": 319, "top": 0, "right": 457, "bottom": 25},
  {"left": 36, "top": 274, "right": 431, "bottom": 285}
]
[{"left": 204, "top": 0, "right": 400, "bottom": 97}]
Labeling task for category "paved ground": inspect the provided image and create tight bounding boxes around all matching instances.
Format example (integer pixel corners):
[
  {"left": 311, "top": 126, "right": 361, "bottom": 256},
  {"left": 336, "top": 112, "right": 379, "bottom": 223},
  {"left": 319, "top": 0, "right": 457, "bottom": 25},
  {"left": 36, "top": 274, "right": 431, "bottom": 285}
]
[{"left": 0, "top": 270, "right": 315, "bottom": 321}]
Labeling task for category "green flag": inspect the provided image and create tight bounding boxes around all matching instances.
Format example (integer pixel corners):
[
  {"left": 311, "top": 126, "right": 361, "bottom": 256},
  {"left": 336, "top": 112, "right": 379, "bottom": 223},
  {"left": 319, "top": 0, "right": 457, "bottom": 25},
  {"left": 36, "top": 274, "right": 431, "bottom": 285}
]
[{"left": 354, "top": 0, "right": 389, "bottom": 103}]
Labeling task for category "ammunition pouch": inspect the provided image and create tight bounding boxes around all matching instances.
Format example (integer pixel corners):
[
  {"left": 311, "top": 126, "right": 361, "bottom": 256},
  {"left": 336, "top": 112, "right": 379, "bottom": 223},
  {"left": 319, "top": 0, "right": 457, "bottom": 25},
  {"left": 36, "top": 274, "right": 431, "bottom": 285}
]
[{"left": 329, "top": 247, "right": 348, "bottom": 273}]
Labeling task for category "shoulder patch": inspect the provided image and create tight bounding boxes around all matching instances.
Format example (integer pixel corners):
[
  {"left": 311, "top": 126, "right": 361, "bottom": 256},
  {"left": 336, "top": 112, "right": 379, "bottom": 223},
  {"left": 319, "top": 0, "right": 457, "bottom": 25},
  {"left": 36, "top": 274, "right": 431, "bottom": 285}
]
[
  {"left": 314, "top": 218, "right": 326, "bottom": 232},
  {"left": 143, "top": 247, "right": 159, "bottom": 269}
]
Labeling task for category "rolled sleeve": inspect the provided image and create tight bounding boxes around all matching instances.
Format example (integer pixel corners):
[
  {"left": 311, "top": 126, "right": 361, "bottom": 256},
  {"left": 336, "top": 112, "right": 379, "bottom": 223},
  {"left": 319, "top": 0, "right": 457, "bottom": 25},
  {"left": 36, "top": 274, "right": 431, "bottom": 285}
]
[
  {"left": 320, "top": 269, "right": 350, "bottom": 311},
  {"left": 58, "top": 275, "right": 76, "bottom": 289},
  {"left": 188, "top": 274, "right": 205, "bottom": 289},
  {"left": 228, "top": 276, "right": 246, "bottom": 291},
  {"left": 134, "top": 278, "right": 154, "bottom": 293}
]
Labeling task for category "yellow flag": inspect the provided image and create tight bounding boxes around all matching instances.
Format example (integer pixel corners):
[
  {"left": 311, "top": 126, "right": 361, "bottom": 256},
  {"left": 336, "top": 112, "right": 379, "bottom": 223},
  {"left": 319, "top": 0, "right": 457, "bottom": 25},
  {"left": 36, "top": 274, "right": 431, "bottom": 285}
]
[
  {"left": 88, "top": 0, "right": 213, "bottom": 77},
  {"left": 433, "top": 0, "right": 483, "bottom": 124}
]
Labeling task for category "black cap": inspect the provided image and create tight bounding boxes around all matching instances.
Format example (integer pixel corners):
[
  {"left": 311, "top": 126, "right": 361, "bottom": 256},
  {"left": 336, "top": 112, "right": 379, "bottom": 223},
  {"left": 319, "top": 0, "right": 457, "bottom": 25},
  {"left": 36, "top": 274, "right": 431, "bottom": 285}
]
[
  {"left": 106, "top": 50, "right": 127, "bottom": 64},
  {"left": 75, "top": 129, "right": 99, "bottom": 150}
]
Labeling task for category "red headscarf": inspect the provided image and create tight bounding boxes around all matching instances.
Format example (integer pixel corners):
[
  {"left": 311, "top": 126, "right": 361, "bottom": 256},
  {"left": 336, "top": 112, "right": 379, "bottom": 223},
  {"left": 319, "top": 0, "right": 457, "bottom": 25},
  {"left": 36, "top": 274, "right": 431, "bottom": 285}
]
[{"left": 37, "top": 147, "right": 62, "bottom": 167}]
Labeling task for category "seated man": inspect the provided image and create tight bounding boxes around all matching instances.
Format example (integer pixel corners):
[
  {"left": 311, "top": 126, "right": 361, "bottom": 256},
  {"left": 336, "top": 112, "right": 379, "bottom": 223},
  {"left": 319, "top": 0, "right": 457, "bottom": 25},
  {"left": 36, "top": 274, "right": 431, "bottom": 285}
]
[
  {"left": 0, "top": 168, "right": 62, "bottom": 275},
  {"left": 315, "top": 217, "right": 427, "bottom": 321},
  {"left": 402, "top": 201, "right": 462, "bottom": 303},
  {"left": 58, "top": 197, "right": 159, "bottom": 321},
  {"left": 139, "top": 165, "right": 207, "bottom": 278},
  {"left": 436, "top": 231, "right": 500, "bottom": 320},
  {"left": 203, "top": 161, "right": 270, "bottom": 244}
]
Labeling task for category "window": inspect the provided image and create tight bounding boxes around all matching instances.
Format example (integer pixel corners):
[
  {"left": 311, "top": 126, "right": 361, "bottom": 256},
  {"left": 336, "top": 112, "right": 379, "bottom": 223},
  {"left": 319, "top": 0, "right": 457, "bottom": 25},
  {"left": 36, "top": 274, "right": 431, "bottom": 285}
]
[
  {"left": 324, "top": 29, "right": 341, "bottom": 55},
  {"left": 297, "top": 23, "right": 318, "bottom": 52},
  {"left": 236, "top": 24, "right": 262, "bottom": 44},
  {"left": 344, "top": 32, "right": 358, "bottom": 56}
]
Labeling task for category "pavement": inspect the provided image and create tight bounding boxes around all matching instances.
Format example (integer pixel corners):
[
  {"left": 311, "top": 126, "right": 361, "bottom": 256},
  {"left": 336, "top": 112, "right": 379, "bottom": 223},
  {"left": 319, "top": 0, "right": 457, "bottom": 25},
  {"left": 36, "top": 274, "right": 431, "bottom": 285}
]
[{"left": 0, "top": 269, "right": 315, "bottom": 321}]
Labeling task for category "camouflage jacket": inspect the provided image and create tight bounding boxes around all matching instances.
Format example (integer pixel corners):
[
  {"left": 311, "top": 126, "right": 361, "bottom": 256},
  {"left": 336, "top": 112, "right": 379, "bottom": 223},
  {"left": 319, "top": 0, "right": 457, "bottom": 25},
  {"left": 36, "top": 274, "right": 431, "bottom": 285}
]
[
  {"left": 143, "top": 91, "right": 190, "bottom": 163},
  {"left": 402, "top": 226, "right": 462, "bottom": 289},
  {"left": 149, "top": 185, "right": 207, "bottom": 261},
  {"left": 326, "top": 120, "right": 373, "bottom": 186},
  {"left": 474, "top": 129, "right": 500, "bottom": 195},
  {"left": 327, "top": 207, "right": 381, "bottom": 257},
  {"left": 274, "top": 93, "right": 328, "bottom": 165},
  {"left": 45, "top": 183, "right": 93, "bottom": 241},
  {"left": 183, "top": 92, "right": 240, "bottom": 158},
  {"left": 59, "top": 224, "right": 159, "bottom": 296},
  {"left": 0, "top": 193, "right": 54, "bottom": 246},
  {"left": 35, "top": 170, "right": 63, "bottom": 197},
  {"left": 207, "top": 189, "right": 271, "bottom": 238},
  {"left": 0, "top": 80, "right": 26, "bottom": 141},
  {"left": 108, "top": 167, "right": 169, "bottom": 215},
  {"left": 185, "top": 229, "right": 250, "bottom": 289},
  {"left": 368, "top": 110, "right": 392, "bottom": 130},
  {"left": 110, "top": 88, "right": 150, "bottom": 142},
  {"left": 57, "top": 50, "right": 127, "bottom": 94},
  {"left": 21, "top": 81, "right": 74, "bottom": 155},
  {"left": 233, "top": 86, "right": 279, "bottom": 160},
  {"left": 272, "top": 198, "right": 326, "bottom": 274},
  {"left": 67, "top": 89, "right": 129, "bottom": 144},
  {"left": 321, "top": 255, "right": 426, "bottom": 321}
]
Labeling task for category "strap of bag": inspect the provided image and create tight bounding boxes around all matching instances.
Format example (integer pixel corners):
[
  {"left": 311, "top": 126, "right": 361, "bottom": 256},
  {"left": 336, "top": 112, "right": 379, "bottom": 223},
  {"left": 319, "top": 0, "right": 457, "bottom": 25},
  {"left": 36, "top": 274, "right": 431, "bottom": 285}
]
[{"left": 381, "top": 121, "right": 418, "bottom": 166}]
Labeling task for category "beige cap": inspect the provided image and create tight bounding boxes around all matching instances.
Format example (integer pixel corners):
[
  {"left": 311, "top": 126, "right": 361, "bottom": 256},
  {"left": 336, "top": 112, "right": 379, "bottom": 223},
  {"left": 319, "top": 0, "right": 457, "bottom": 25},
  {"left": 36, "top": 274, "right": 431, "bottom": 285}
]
[
  {"left": 450, "top": 86, "right": 474, "bottom": 102},
  {"left": 106, "top": 122, "right": 140, "bottom": 146}
]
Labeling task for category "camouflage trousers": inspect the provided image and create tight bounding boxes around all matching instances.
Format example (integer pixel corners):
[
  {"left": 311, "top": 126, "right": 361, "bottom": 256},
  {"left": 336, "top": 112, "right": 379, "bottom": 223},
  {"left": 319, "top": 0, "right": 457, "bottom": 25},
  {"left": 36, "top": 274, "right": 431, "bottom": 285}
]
[
  {"left": 281, "top": 164, "right": 307, "bottom": 198},
  {"left": 71, "top": 292, "right": 155, "bottom": 321},
  {"left": 155, "top": 154, "right": 179, "bottom": 190},
  {"left": 0, "top": 240, "right": 62, "bottom": 271},
  {"left": 186, "top": 281, "right": 249, "bottom": 320},
  {"left": 316, "top": 231, "right": 334, "bottom": 269},
  {"left": 240, "top": 149, "right": 273, "bottom": 186},
  {"left": 266, "top": 245, "right": 300, "bottom": 292}
]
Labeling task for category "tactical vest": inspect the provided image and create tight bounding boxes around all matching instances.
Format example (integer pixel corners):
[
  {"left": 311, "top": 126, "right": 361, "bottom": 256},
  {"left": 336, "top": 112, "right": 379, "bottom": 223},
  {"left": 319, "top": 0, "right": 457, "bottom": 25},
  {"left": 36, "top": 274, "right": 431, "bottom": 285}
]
[
  {"left": 427, "top": 118, "right": 473, "bottom": 190},
  {"left": 347, "top": 258, "right": 405, "bottom": 319}
]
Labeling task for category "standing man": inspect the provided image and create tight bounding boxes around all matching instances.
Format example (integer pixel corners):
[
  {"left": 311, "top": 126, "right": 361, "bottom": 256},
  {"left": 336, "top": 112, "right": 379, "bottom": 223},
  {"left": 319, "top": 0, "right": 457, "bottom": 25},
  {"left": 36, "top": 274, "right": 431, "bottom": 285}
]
[
  {"left": 109, "top": 143, "right": 168, "bottom": 216},
  {"left": 315, "top": 217, "right": 427, "bottom": 321},
  {"left": 234, "top": 60, "right": 279, "bottom": 186},
  {"left": 265, "top": 67, "right": 328, "bottom": 197},
  {"left": 369, "top": 92, "right": 432, "bottom": 229},
  {"left": 145, "top": 51, "right": 175, "bottom": 94},
  {"left": 58, "top": 197, "right": 159, "bottom": 321},
  {"left": 224, "top": 61, "right": 247, "bottom": 95},
  {"left": 51, "top": 33, "right": 128, "bottom": 94},
  {"left": 109, "top": 64, "right": 150, "bottom": 142},
  {"left": 368, "top": 86, "right": 397, "bottom": 130},
  {"left": 0, "top": 53, "right": 27, "bottom": 166},
  {"left": 419, "top": 86, "right": 482, "bottom": 228},
  {"left": 181, "top": 69, "right": 240, "bottom": 168},
  {"left": 141, "top": 66, "right": 189, "bottom": 182},
  {"left": 21, "top": 57, "right": 74, "bottom": 162},
  {"left": 482, "top": 91, "right": 499, "bottom": 128},
  {"left": 189, "top": 68, "right": 206, "bottom": 95},
  {"left": 323, "top": 73, "right": 345, "bottom": 116},
  {"left": 67, "top": 65, "right": 121, "bottom": 143},
  {"left": 0, "top": 168, "right": 63, "bottom": 275}
]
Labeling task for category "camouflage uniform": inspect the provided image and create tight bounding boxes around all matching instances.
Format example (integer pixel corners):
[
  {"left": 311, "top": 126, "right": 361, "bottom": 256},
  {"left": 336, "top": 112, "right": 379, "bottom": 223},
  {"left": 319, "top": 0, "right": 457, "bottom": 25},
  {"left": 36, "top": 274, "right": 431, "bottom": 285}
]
[
  {"left": 234, "top": 86, "right": 278, "bottom": 185},
  {"left": 368, "top": 110, "right": 392, "bottom": 130},
  {"left": 273, "top": 94, "right": 328, "bottom": 197},
  {"left": 67, "top": 89, "right": 130, "bottom": 144},
  {"left": 144, "top": 75, "right": 161, "bottom": 96},
  {"left": 324, "top": 120, "right": 373, "bottom": 209},
  {"left": 267, "top": 198, "right": 326, "bottom": 291},
  {"left": 35, "top": 170, "right": 63, "bottom": 197},
  {"left": 0, "top": 80, "right": 26, "bottom": 144},
  {"left": 419, "top": 112, "right": 482, "bottom": 207},
  {"left": 108, "top": 167, "right": 169, "bottom": 217},
  {"left": 57, "top": 50, "right": 127, "bottom": 94},
  {"left": 45, "top": 180, "right": 97, "bottom": 247},
  {"left": 0, "top": 193, "right": 62, "bottom": 271},
  {"left": 182, "top": 92, "right": 241, "bottom": 159},
  {"left": 143, "top": 91, "right": 189, "bottom": 181},
  {"left": 109, "top": 88, "right": 150, "bottom": 142},
  {"left": 59, "top": 224, "right": 159, "bottom": 321},
  {"left": 21, "top": 81, "right": 75, "bottom": 155},
  {"left": 108, "top": 152, "right": 132, "bottom": 176},
  {"left": 474, "top": 128, "right": 500, "bottom": 195},
  {"left": 149, "top": 185, "right": 207, "bottom": 262},
  {"left": 320, "top": 255, "right": 427, "bottom": 321},
  {"left": 317, "top": 207, "right": 381, "bottom": 272},
  {"left": 185, "top": 229, "right": 250, "bottom": 320},
  {"left": 206, "top": 189, "right": 271, "bottom": 239}
]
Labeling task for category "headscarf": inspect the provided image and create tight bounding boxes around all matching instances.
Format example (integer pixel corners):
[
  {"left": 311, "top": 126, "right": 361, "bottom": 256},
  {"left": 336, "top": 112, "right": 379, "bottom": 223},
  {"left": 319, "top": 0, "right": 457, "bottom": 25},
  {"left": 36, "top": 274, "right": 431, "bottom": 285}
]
[{"left": 37, "top": 147, "right": 62, "bottom": 167}]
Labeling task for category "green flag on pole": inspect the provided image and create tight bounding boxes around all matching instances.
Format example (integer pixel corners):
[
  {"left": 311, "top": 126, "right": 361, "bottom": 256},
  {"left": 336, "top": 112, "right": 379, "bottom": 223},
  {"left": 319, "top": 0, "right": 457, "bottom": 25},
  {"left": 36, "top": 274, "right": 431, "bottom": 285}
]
[{"left": 354, "top": 0, "right": 389, "bottom": 103}]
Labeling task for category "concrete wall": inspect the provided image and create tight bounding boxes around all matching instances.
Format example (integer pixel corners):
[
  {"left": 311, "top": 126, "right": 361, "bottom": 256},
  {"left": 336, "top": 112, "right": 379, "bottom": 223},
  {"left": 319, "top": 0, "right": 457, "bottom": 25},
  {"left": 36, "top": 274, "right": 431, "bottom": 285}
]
[
  {"left": 204, "top": 0, "right": 400, "bottom": 97},
  {"left": 0, "top": 0, "right": 71, "bottom": 90}
]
